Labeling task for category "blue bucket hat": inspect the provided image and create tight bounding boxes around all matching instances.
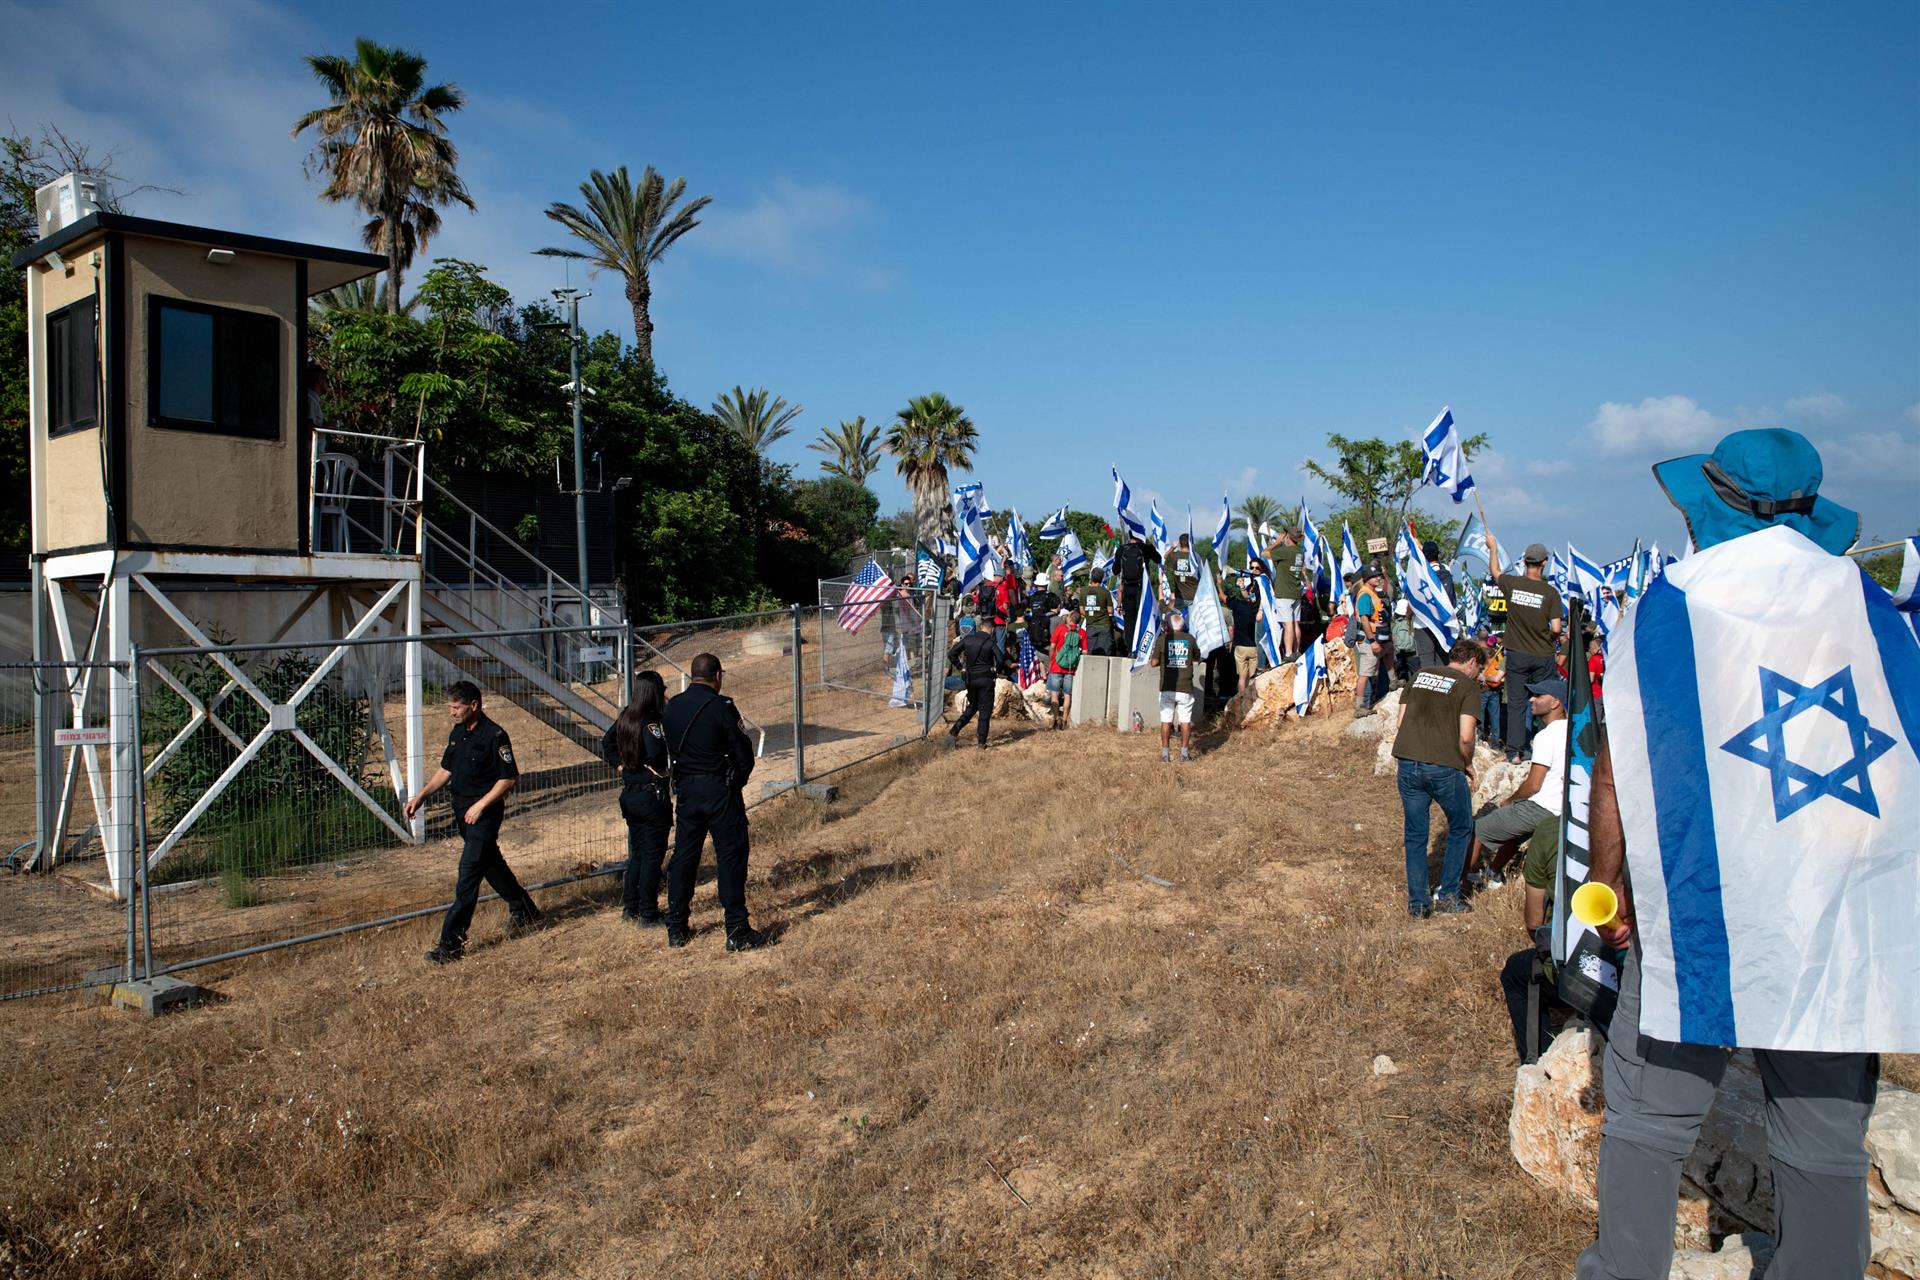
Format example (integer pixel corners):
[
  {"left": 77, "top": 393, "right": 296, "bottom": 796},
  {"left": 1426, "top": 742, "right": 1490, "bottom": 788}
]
[{"left": 1652, "top": 428, "right": 1860, "bottom": 555}]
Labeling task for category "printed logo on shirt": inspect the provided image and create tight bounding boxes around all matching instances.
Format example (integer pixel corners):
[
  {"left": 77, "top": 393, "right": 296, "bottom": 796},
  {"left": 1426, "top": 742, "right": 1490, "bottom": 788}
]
[
  {"left": 1509, "top": 588, "right": 1545, "bottom": 609},
  {"left": 1176, "top": 557, "right": 1194, "bottom": 576},
  {"left": 1411, "top": 670, "right": 1459, "bottom": 694},
  {"left": 1167, "top": 638, "right": 1193, "bottom": 668},
  {"left": 1084, "top": 593, "right": 1104, "bottom": 614}
]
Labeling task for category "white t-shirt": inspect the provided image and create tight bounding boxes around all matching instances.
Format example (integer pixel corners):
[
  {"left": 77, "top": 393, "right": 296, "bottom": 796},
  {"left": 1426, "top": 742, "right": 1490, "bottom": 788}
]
[{"left": 1527, "top": 719, "right": 1569, "bottom": 816}]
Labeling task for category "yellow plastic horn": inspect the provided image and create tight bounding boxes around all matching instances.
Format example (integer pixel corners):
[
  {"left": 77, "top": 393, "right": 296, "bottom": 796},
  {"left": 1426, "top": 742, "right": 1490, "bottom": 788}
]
[{"left": 1570, "top": 882, "right": 1619, "bottom": 930}]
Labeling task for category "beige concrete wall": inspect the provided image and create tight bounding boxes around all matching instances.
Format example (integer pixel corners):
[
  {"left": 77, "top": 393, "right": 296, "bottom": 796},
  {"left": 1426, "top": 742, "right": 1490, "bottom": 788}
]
[
  {"left": 34, "top": 245, "right": 110, "bottom": 552},
  {"left": 124, "top": 238, "right": 299, "bottom": 551}
]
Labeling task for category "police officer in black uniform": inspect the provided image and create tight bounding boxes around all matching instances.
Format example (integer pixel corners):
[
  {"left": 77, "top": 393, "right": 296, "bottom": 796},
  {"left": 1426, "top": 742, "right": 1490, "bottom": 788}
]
[
  {"left": 661, "top": 653, "right": 767, "bottom": 951},
  {"left": 405, "top": 680, "right": 541, "bottom": 964}
]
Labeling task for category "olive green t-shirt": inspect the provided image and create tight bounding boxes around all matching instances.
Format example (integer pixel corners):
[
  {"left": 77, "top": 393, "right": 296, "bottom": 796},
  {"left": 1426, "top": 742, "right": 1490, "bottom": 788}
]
[
  {"left": 1391, "top": 665, "right": 1480, "bottom": 770},
  {"left": 1269, "top": 544, "right": 1302, "bottom": 600},
  {"left": 1153, "top": 631, "right": 1197, "bottom": 694},
  {"left": 1081, "top": 584, "right": 1114, "bottom": 622},
  {"left": 1497, "top": 573, "right": 1563, "bottom": 658}
]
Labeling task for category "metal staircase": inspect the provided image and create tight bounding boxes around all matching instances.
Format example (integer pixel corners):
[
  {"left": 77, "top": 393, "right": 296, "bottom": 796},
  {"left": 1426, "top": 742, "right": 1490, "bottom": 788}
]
[{"left": 311, "top": 430, "right": 626, "bottom": 750}]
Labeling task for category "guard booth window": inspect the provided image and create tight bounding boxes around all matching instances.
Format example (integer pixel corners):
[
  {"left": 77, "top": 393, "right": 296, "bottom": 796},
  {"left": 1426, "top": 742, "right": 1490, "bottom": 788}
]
[
  {"left": 46, "top": 296, "right": 99, "bottom": 436},
  {"left": 149, "top": 298, "right": 280, "bottom": 439}
]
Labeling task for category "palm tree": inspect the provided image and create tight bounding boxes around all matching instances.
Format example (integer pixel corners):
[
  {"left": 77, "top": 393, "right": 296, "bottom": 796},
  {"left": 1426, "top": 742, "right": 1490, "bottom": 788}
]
[
  {"left": 808, "top": 417, "right": 882, "bottom": 483},
  {"left": 537, "top": 166, "right": 711, "bottom": 368},
  {"left": 712, "top": 387, "right": 803, "bottom": 457},
  {"left": 884, "top": 392, "right": 977, "bottom": 547},
  {"left": 308, "top": 278, "right": 416, "bottom": 317},
  {"left": 293, "top": 39, "right": 474, "bottom": 314}
]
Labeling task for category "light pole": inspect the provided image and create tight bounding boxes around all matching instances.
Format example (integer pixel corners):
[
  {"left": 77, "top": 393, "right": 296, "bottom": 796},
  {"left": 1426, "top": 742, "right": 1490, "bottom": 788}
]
[{"left": 553, "top": 287, "right": 592, "bottom": 608}]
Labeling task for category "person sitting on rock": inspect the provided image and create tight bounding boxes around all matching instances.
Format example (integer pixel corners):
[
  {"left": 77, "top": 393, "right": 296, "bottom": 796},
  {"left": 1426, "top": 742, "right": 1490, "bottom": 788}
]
[{"left": 1466, "top": 676, "right": 1569, "bottom": 891}]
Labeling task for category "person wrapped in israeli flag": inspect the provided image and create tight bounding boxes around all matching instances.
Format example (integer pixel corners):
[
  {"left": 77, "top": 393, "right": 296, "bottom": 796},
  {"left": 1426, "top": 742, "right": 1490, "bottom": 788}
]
[
  {"left": 1575, "top": 428, "right": 1916, "bottom": 1280},
  {"left": 1292, "top": 635, "right": 1326, "bottom": 716},
  {"left": 1128, "top": 565, "right": 1161, "bottom": 672},
  {"left": 1111, "top": 467, "right": 1149, "bottom": 542},
  {"left": 1038, "top": 506, "right": 1071, "bottom": 539},
  {"left": 1419, "top": 406, "right": 1476, "bottom": 503}
]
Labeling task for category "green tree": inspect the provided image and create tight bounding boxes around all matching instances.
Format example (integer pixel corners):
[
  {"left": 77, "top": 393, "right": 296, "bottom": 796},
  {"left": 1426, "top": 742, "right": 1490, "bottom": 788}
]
[
  {"left": 1858, "top": 536, "right": 1914, "bottom": 592},
  {"left": 537, "top": 165, "right": 710, "bottom": 369},
  {"left": 293, "top": 38, "right": 474, "bottom": 314},
  {"left": 310, "top": 277, "right": 415, "bottom": 316},
  {"left": 1302, "top": 431, "right": 1486, "bottom": 548},
  {"left": 791, "top": 475, "right": 882, "bottom": 567},
  {"left": 808, "top": 416, "right": 882, "bottom": 483},
  {"left": 884, "top": 392, "right": 977, "bottom": 549},
  {"left": 712, "top": 385, "right": 803, "bottom": 457}
]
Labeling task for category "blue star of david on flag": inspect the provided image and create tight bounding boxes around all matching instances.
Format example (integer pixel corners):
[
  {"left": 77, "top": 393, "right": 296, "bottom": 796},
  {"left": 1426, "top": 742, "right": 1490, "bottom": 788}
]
[{"left": 1720, "top": 665, "right": 1898, "bottom": 821}]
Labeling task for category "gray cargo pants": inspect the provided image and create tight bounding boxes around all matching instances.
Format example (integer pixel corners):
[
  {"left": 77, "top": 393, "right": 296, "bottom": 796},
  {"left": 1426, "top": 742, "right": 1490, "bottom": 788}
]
[{"left": 1576, "top": 948, "right": 1877, "bottom": 1279}]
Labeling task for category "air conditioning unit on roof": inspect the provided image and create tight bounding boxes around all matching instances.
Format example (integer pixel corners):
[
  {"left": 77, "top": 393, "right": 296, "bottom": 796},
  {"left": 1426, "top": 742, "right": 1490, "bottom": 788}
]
[{"left": 35, "top": 172, "right": 110, "bottom": 237}]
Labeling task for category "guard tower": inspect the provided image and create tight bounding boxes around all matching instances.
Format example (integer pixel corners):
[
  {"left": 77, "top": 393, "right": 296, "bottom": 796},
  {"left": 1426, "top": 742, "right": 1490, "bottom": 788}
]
[{"left": 14, "top": 207, "right": 423, "bottom": 898}]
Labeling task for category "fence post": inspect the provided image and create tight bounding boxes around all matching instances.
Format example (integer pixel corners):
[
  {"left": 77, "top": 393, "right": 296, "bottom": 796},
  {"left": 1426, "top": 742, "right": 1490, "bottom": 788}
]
[
  {"left": 790, "top": 604, "right": 806, "bottom": 789},
  {"left": 129, "top": 647, "right": 153, "bottom": 978},
  {"left": 816, "top": 592, "right": 828, "bottom": 688}
]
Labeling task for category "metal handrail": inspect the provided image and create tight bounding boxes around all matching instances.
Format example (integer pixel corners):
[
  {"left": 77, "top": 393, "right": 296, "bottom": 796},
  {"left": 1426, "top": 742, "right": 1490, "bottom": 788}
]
[{"left": 420, "top": 471, "right": 616, "bottom": 626}]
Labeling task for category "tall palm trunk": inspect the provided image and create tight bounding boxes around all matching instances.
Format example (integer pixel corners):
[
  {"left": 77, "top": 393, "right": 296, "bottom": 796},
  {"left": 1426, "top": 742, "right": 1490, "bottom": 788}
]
[
  {"left": 627, "top": 273, "right": 653, "bottom": 367},
  {"left": 383, "top": 210, "right": 402, "bottom": 316}
]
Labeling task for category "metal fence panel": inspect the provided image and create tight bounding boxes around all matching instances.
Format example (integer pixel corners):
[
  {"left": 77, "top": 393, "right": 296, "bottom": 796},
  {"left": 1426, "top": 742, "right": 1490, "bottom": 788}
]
[{"left": 0, "top": 661, "right": 138, "bottom": 1000}]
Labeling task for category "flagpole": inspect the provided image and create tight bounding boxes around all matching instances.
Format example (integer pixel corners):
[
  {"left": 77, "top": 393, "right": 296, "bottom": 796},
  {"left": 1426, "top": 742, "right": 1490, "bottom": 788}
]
[
  {"left": 1472, "top": 490, "right": 1500, "bottom": 570},
  {"left": 1846, "top": 540, "right": 1906, "bottom": 557}
]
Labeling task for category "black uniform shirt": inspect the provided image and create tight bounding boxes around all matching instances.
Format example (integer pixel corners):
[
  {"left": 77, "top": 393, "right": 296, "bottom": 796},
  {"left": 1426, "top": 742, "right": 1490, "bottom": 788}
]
[
  {"left": 949, "top": 630, "right": 1002, "bottom": 682},
  {"left": 441, "top": 713, "right": 519, "bottom": 801},
  {"left": 600, "top": 717, "right": 669, "bottom": 784},
  {"left": 662, "top": 683, "right": 752, "bottom": 778}
]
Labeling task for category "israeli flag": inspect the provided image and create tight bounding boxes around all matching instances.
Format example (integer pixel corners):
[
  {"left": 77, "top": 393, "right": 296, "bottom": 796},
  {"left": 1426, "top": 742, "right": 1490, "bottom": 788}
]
[
  {"left": 1566, "top": 543, "right": 1606, "bottom": 602},
  {"left": 1188, "top": 556, "right": 1230, "bottom": 659},
  {"left": 1419, "top": 406, "right": 1476, "bottom": 503},
  {"left": 1057, "top": 530, "right": 1089, "bottom": 578},
  {"left": 1038, "top": 506, "right": 1071, "bottom": 539},
  {"left": 1112, "top": 467, "right": 1149, "bottom": 542},
  {"left": 1149, "top": 502, "right": 1170, "bottom": 556},
  {"left": 1212, "top": 494, "right": 1232, "bottom": 563},
  {"left": 1606, "top": 526, "right": 1920, "bottom": 1052},
  {"left": 1006, "top": 506, "right": 1031, "bottom": 570},
  {"left": 1895, "top": 537, "right": 1920, "bottom": 643},
  {"left": 1396, "top": 522, "right": 1458, "bottom": 647},
  {"left": 1292, "top": 635, "right": 1326, "bottom": 716},
  {"left": 1092, "top": 543, "right": 1115, "bottom": 580},
  {"left": 1128, "top": 566, "right": 1161, "bottom": 671},
  {"left": 1547, "top": 550, "right": 1574, "bottom": 602},
  {"left": 955, "top": 520, "right": 991, "bottom": 594},
  {"left": 1339, "top": 524, "right": 1362, "bottom": 582},
  {"left": 1299, "top": 504, "right": 1325, "bottom": 584},
  {"left": 1252, "top": 571, "right": 1285, "bottom": 668}
]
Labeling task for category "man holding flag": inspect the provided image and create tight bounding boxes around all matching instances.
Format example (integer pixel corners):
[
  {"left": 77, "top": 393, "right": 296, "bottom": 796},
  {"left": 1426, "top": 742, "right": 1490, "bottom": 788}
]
[{"left": 1577, "top": 429, "right": 1915, "bottom": 1279}]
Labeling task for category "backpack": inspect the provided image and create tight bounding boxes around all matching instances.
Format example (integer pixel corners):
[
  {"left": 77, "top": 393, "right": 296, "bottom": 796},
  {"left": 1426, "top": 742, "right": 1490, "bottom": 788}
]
[{"left": 1055, "top": 627, "right": 1083, "bottom": 670}]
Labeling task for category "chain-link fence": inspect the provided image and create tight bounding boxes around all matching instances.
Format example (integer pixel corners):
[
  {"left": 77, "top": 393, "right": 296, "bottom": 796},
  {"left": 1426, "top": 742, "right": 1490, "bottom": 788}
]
[
  {"left": 0, "top": 661, "right": 139, "bottom": 1000},
  {"left": 1, "top": 598, "right": 942, "bottom": 1002}
]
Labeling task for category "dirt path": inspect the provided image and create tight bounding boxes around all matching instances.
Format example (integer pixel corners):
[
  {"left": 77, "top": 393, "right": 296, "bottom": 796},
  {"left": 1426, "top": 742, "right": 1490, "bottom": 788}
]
[{"left": 0, "top": 710, "right": 1739, "bottom": 1276}]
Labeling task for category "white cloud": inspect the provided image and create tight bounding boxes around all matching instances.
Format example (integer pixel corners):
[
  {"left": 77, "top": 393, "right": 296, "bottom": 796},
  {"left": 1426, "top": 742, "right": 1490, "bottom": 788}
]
[
  {"left": 1224, "top": 465, "right": 1259, "bottom": 498},
  {"left": 698, "top": 178, "right": 877, "bottom": 277},
  {"left": 1587, "top": 395, "right": 1727, "bottom": 458},
  {"left": 1784, "top": 393, "right": 1847, "bottom": 423}
]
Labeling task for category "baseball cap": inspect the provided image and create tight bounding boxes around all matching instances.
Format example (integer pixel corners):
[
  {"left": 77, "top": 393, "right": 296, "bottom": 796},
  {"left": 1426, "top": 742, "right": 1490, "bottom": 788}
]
[
  {"left": 1523, "top": 542, "right": 1550, "bottom": 564},
  {"left": 1526, "top": 676, "right": 1570, "bottom": 706}
]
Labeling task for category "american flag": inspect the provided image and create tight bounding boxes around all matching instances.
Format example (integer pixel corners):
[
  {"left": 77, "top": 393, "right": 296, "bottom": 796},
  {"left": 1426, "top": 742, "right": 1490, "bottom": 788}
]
[
  {"left": 837, "top": 558, "right": 897, "bottom": 634},
  {"left": 1017, "top": 628, "right": 1039, "bottom": 687}
]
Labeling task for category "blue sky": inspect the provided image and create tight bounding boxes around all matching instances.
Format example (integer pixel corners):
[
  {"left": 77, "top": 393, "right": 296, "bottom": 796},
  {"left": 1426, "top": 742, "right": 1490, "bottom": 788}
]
[{"left": 5, "top": 0, "right": 1915, "bottom": 558}]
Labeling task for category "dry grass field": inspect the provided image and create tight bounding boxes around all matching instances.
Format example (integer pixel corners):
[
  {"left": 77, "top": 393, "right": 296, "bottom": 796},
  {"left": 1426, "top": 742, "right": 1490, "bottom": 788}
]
[{"left": 5, "top": 705, "right": 1903, "bottom": 1278}]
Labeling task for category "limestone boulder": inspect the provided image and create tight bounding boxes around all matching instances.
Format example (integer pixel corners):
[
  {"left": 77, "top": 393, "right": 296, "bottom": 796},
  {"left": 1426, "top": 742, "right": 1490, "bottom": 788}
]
[
  {"left": 1368, "top": 690, "right": 1405, "bottom": 776},
  {"left": 1667, "top": 1234, "right": 1775, "bottom": 1280},
  {"left": 1234, "top": 663, "right": 1296, "bottom": 729},
  {"left": 1510, "top": 1025, "right": 1606, "bottom": 1208},
  {"left": 1870, "top": 1088, "right": 1920, "bottom": 1212}
]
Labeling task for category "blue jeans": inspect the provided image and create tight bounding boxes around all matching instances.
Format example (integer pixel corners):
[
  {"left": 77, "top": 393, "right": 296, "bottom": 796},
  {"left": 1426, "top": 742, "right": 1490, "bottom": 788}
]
[
  {"left": 1480, "top": 690, "right": 1505, "bottom": 743},
  {"left": 1396, "top": 759, "right": 1473, "bottom": 909}
]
